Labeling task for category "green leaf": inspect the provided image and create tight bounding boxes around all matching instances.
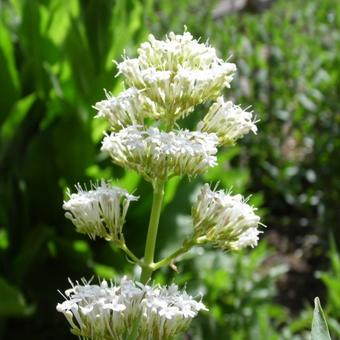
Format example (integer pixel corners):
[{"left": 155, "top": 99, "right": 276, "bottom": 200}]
[
  {"left": 0, "top": 229, "right": 9, "bottom": 250},
  {"left": 0, "top": 25, "right": 20, "bottom": 122},
  {"left": 0, "top": 276, "right": 30, "bottom": 317},
  {"left": 311, "top": 297, "right": 331, "bottom": 340},
  {"left": 93, "top": 263, "right": 116, "bottom": 280},
  {"left": 164, "top": 176, "right": 181, "bottom": 206},
  {"left": 13, "top": 225, "right": 53, "bottom": 283},
  {"left": 0, "top": 94, "right": 36, "bottom": 142}
]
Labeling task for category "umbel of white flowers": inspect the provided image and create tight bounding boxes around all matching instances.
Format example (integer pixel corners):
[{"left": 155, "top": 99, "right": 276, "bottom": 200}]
[
  {"left": 94, "top": 88, "right": 154, "bottom": 131},
  {"left": 101, "top": 126, "right": 218, "bottom": 181},
  {"left": 191, "top": 184, "right": 263, "bottom": 251},
  {"left": 63, "top": 181, "right": 138, "bottom": 242},
  {"left": 198, "top": 96, "right": 258, "bottom": 146},
  {"left": 57, "top": 277, "right": 207, "bottom": 340},
  {"left": 95, "top": 31, "right": 257, "bottom": 183},
  {"left": 117, "top": 31, "right": 237, "bottom": 123}
]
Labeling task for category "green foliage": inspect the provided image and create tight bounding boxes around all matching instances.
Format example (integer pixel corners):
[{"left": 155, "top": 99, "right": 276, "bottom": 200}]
[
  {"left": 226, "top": 1, "right": 340, "bottom": 238},
  {"left": 0, "top": 276, "right": 32, "bottom": 317},
  {"left": 318, "top": 237, "right": 340, "bottom": 337},
  {"left": 191, "top": 243, "right": 288, "bottom": 339},
  {"left": 0, "top": 0, "right": 150, "bottom": 337},
  {"left": 0, "top": 0, "right": 339, "bottom": 338}
]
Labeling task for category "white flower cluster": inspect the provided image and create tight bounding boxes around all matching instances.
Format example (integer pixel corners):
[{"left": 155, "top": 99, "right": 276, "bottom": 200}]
[
  {"left": 57, "top": 277, "right": 207, "bottom": 340},
  {"left": 191, "top": 184, "right": 262, "bottom": 251},
  {"left": 117, "top": 31, "right": 236, "bottom": 121},
  {"left": 94, "top": 88, "right": 156, "bottom": 131},
  {"left": 93, "top": 31, "right": 257, "bottom": 180},
  {"left": 198, "top": 96, "right": 258, "bottom": 146},
  {"left": 101, "top": 125, "right": 218, "bottom": 182},
  {"left": 63, "top": 181, "right": 138, "bottom": 241}
]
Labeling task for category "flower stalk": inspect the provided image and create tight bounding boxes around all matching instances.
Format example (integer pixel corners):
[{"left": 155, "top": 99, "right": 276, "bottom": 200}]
[
  {"left": 140, "top": 179, "right": 165, "bottom": 283},
  {"left": 116, "top": 242, "right": 142, "bottom": 265},
  {"left": 153, "top": 236, "right": 207, "bottom": 270}
]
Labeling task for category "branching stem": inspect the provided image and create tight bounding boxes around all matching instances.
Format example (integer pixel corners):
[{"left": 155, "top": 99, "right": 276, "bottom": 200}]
[
  {"left": 118, "top": 243, "right": 142, "bottom": 266},
  {"left": 153, "top": 236, "right": 207, "bottom": 270}
]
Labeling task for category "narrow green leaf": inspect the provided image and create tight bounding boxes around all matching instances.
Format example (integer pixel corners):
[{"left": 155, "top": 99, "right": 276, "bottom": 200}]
[
  {"left": 0, "top": 25, "right": 20, "bottom": 121},
  {"left": 311, "top": 297, "right": 331, "bottom": 340}
]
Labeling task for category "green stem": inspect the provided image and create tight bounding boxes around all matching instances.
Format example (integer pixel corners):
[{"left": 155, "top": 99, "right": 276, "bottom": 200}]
[
  {"left": 165, "top": 119, "right": 175, "bottom": 132},
  {"left": 153, "top": 241, "right": 195, "bottom": 270},
  {"left": 153, "top": 236, "right": 207, "bottom": 270},
  {"left": 118, "top": 243, "right": 141, "bottom": 265},
  {"left": 140, "top": 179, "right": 165, "bottom": 283}
]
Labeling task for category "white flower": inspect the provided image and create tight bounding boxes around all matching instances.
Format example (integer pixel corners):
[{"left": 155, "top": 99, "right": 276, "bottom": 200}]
[
  {"left": 94, "top": 88, "right": 157, "bottom": 131},
  {"left": 57, "top": 277, "right": 207, "bottom": 340},
  {"left": 63, "top": 180, "right": 138, "bottom": 241},
  {"left": 101, "top": 125, "right": 218, "bottom": 181},
  {"left": 138, "top": 32, "right": 221, "bottom": 71},
  {"left": 191, "top": 184, "right": 263, "bottom": 251},
  {"left": 117, "top": 31, "right": 236, "bottom": 122},
  {"left": 198, "top": 96, "right": 258, "bottom": 146}
]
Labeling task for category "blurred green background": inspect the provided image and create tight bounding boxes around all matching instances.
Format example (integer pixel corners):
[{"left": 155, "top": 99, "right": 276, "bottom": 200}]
[{"left": 0, "top": 0, "right": 340, "bottom": 339}]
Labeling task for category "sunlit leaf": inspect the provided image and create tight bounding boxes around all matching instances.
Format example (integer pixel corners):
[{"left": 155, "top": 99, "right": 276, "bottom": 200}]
[{"left": 311, "top": 297, "right": 331, "bottom": 340}]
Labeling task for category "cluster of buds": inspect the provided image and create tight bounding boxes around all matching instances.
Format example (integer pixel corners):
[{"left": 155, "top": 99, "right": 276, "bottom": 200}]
[
  {"left": 59, "top": 30, "right": 264, "bottom": 340},
  {"left": 57, "top": 277, "right": 207, "bottom": 340}
]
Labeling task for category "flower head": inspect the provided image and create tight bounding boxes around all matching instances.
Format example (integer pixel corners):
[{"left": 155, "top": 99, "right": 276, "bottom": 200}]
[
  {"left": 63, "top": 180, "right": 138, "bottom": 241},
  {"left": 198, "top": 97, "right": 258, "bottom": 146},
  {"left": 101, "top": 125, "right": 218, "bottom": 181},
  {"left": 191, "top": 184, "right": 263, "bottom": 251},
  {"left": 57, "top": 277, "right": 207, "bottom": 340},
  {"left": 117, "top": 31, "right": 236, "bottom": 122},
  {"left": 94, "top": 88, "right": 157, "bottom": 131}
]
